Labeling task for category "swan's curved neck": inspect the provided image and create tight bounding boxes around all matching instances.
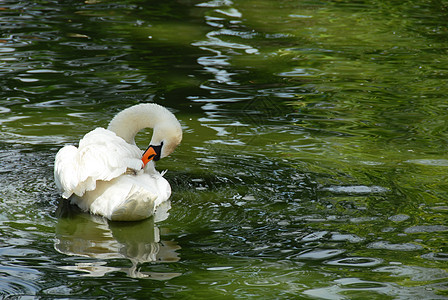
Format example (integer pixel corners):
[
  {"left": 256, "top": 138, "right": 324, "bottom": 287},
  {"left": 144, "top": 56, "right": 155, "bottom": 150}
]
[{"left": 107, "top": 103, "right": 177, "bottom": 145}]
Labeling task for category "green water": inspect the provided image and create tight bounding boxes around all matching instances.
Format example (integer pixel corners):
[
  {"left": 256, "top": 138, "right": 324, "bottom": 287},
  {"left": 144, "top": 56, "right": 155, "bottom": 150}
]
[{"left": 1, "top": 0, "right": 448, "bottom": 298}]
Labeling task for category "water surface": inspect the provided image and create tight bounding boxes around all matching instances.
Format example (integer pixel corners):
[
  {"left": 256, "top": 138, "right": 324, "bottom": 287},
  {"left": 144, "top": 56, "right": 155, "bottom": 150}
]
[{"left": 1, "top": 0, "right": 448, "bottom": 298}]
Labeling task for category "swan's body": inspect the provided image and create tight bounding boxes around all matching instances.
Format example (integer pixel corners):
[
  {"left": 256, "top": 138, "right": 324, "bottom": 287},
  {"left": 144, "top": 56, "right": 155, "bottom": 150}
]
[{"left": 54, "top": 103, "right": 182, "bottom": 221}]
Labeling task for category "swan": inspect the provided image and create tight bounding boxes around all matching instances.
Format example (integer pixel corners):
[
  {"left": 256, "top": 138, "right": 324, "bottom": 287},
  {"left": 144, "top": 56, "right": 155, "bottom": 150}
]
[{"left": 54, "top": 103, "right": 182, "bottom": 221}]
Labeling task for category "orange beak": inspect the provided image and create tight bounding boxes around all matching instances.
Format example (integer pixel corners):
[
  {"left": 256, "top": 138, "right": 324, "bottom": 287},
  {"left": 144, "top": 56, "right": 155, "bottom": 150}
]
[{"left": 142, "top": 146, "right": 157, "bottom": 167}]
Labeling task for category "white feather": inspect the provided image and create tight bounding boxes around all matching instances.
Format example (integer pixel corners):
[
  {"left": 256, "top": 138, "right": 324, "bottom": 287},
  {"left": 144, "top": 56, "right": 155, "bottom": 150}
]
[{"left": 55, "top": 128, "right": 143, "bottom": 199}]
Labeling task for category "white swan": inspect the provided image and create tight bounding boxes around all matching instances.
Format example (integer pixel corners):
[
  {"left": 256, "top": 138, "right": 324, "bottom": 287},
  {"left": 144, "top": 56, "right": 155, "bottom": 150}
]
[{"left": 54, "top": 103, "right": 182, "bottom": 221}]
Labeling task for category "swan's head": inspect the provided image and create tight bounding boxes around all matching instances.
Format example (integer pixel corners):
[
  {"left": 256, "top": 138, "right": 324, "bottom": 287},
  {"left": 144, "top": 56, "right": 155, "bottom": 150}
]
[
  {"left": 142, "top": 119, "right": 182, "bottom": 167},
  {"left": 107, "top": 103, "right": 182, "bottom": 168}
]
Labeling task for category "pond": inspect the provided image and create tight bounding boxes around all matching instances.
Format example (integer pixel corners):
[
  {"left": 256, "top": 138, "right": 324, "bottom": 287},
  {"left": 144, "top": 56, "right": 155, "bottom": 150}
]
[{"left": 1, "top": 0, "right": 448, "bottom": 298}]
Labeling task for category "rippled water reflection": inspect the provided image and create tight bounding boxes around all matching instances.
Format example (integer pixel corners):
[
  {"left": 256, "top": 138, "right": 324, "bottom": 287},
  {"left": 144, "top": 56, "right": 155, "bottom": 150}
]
[
  {"left": 1, "top": 0, "right": 448, "bottom": 298},
  {"left": 55, "top": 201, "right": 179, "bottom": 279}
]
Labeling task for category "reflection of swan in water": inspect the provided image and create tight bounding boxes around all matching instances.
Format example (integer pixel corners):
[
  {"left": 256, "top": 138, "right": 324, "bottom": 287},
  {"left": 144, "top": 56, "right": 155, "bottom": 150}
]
[{"left": 54, "top": 199, "right": 181, "bottom": 279}]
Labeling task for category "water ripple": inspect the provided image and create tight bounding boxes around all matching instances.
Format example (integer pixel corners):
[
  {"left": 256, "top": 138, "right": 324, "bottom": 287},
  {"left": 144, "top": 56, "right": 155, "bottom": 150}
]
[
  {"left": 321, "top": 185, "right": 388, "bottom": 194},
  {"left": 0, "top": 274, "right": 39, "bottom": 297},
  {"left": 368, "top": 241, "right": 423, "bottom": 251},
  {"left": 404, "top": 225, "right": 448, "bottom": 234},
  {"left": 325, "top": 257, "right": 383, "bottom": 267},
  {"left": 293, "top": 249, "right": 346, "bottom": 260}
]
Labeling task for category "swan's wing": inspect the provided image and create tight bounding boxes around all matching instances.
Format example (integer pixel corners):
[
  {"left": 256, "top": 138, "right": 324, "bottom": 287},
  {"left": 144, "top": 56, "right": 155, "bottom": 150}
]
[
  {"left": 54, "top": 128, "right": 143, "bottom": 199},
  {"left": 54, "top": 145, "right": 84, "bottom": 198}
]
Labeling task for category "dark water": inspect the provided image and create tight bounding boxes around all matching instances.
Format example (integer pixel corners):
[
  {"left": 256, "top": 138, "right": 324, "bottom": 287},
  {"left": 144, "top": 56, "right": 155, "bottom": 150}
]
[{"left": 1, "top": 0, "right": 448, "bottom": 298}]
